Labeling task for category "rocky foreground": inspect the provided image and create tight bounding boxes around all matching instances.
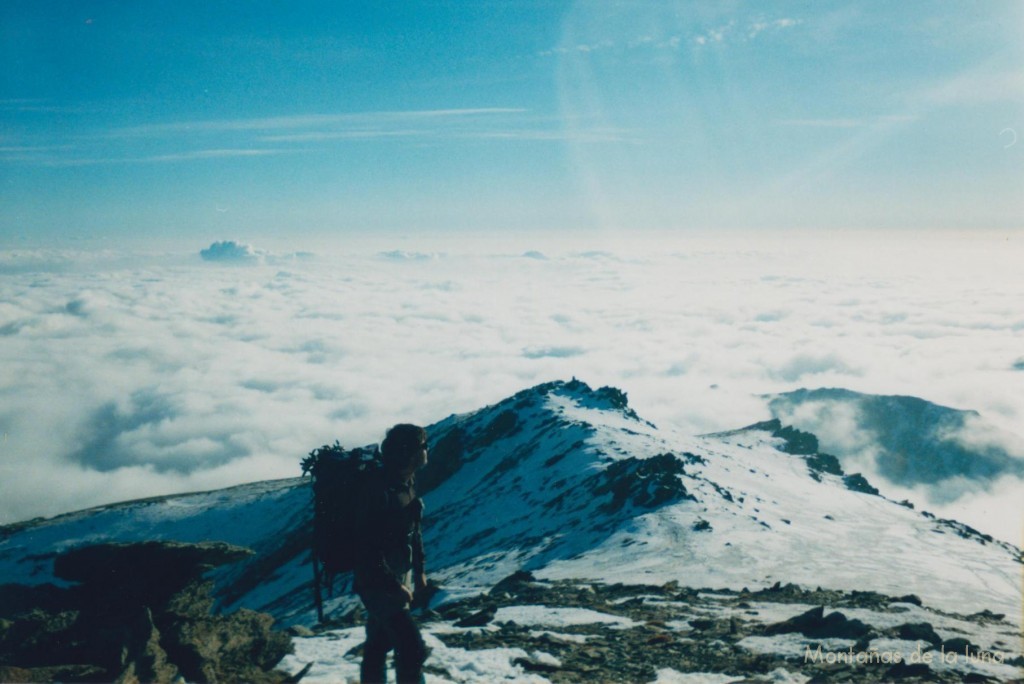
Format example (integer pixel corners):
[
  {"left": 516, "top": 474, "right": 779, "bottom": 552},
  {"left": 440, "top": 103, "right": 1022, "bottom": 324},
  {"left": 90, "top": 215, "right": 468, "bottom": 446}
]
[
  {"left": 289, "top": 571, "right": 1022, "bottom": 683},
  {"left": 0, "top": 541, "right": 293, "bottom": 683},
  {"left": 1, "top": 542, "right": 1020, "bottom": 683}
]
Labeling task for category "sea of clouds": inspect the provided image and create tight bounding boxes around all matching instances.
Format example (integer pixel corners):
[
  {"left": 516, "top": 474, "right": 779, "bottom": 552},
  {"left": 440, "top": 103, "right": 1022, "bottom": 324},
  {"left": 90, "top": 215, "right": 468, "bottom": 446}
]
[{"left": 1, "top": 231, "right": 1021, "bottom": 544}]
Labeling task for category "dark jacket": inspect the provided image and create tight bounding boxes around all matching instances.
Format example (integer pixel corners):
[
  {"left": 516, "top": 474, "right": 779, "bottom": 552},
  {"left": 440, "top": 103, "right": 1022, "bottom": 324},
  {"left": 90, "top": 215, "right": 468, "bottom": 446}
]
[{"left": 352, "top": 469, "right": 425, "bottom": 595}]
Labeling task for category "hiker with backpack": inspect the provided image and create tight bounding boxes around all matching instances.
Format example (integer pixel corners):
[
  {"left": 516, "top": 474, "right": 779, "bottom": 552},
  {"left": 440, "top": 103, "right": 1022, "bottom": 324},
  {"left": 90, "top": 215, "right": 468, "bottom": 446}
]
[
  {"left": 303, "top": 423, "right": 431, "bottom": 683},
  {"left": 352, "top": 424, "right": 430, "bottom": 684}
]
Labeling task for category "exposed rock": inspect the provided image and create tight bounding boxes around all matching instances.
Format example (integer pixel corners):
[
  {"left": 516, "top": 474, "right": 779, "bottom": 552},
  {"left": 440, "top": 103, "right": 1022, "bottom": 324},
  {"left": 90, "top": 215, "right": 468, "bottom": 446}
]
[
  {"left": 884, "top": 660, "right": 933, "bottom": 679},
  {"left": 512, "top": 655, "right": 561, "bottom": 673},
  {"left": 895, "top": 622, "right": 942, "bottom": 646},
  {"left": 57, "top": 540, "right": 251, "bottom": 582},
  {"left": 591, "top": 453, "right": 695, "bottom": 513},
  {"left": 489, "top": 570, "right": 536, "bottom": 597},
  {"left": 112, "top": 606, "right": 179, "bottom": 684},
  {"left": 762, "top": 606, "right": 872, "bottom": 639},
  {"left": 774, "top": 425, "right": 819, "bottom": 455},
  {"left": 163, "top": 579, "right": 217, "bottom": 619},
  {"left": 0, "top": 663, "right": 108, "bottom": 682},
  {"left": 743, "top": 419, "right": 819, "bottom": 455},
  {"left": 942, "top": 637, "right": 981, "bottom": 655},
  {"left": 593, "top": 386, "right": 644, "bottom": 422},
  {"left": 410, "top": 578, "right": 1012, "bottom": 683},
  {"left": 0, "top": 541, "right": 291, "bottom": 684},
  {"left": 55, "top": 540, "right": 253, "bottom": 614},
  {"left": 160, "top": 608, "right": 290, "bottom": 683},
  {"left": 454, "top": 605, "right": 497, "bottom": 628},
  {"left": 966, "top": 609, "right": 1005, "bottom": 623},
  {"left": 805, "top": 452, "right": 844, "bottom": 478},
  {"left": 843, "top": 473, "right": 880, "bottom": 495}
]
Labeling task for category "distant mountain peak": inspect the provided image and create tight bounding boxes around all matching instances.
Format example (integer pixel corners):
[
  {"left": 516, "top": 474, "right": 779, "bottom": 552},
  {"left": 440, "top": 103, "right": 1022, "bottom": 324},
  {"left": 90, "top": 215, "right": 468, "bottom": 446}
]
[
  {"left": 505, "top": 378, "right": 646, "bottom": 422},
  {"left": 771, "top": 386, "right": 982, "bottom": 419},
  {"left": 767, "top": 387, "right": 1024, "bottom": 488}
]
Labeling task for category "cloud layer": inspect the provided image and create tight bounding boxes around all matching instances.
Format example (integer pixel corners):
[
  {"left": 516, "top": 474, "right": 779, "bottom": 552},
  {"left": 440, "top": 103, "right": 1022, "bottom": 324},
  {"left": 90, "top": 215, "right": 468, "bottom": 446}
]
[{"left": 0, "top": 232, "right": 1022, "bottom": 543}]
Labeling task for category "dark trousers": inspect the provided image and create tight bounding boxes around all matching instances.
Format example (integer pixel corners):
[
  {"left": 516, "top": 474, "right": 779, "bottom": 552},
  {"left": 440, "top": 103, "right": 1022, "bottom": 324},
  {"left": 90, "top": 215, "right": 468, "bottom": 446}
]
[{"left": 359, "top": 603, "right": 427, "bottom": 684}]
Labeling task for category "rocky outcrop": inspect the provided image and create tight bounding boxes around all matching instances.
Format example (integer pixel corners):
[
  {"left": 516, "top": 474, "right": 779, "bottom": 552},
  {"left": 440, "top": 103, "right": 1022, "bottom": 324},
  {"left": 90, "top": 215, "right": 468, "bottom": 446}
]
[
  {"left": 762, "top": 605, "right": 873, "bottom": 639},
  {"left": 0, "top": 541, "right": 292, "bottom": 683},
  {"left": 590, "top": 453, "right": 698, "bottom": 513}
]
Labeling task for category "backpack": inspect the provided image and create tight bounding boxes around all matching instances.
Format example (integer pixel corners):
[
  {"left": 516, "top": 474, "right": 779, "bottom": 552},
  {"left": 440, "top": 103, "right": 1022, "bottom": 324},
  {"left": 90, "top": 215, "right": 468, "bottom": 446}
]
[{"left": 301, "top": 441, "right": 382, "bottom": 622}]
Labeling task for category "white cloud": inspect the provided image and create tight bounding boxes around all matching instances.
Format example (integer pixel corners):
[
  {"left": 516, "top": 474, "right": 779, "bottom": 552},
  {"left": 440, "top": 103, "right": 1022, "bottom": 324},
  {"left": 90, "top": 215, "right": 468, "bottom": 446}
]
[
  {"left": 543, "top": 16, "right": 799, "bottom": 56},
  {"left": 770, "top": 398, "right": 876, "bottom": 457},
  {"left": 5, "top": 108, "right": 539, "bottom": 168},
  {"left": 259, "top": 130, "right": 420, "bottom": 143},
  {"left": 770, "top": 352, "right": 860, "bottom": 382},
  {"left": 942, "top": 412, "right": 1024, "bottom": 460},
  {"left": 377, "top": 250, "right": 443, "bottom": 262},
  {"left": 693, "top": 24, "right": 730, "bottom": 46},
  {"left": 692, "top": 17, "right": 799, "bottom": 47},
  {"left": 1, "top": 232, "right": 1022, "bottom": 545},
  {"left": 199, "top": 240, "right": 265, "bottom": 263},
  {"left": 27, "top": 148, "right": 294, "bottom": 168},
  {"left": 522, "top": 345, "right": 587, "bottom": 359},
  {"left": 144, "top": 148, "right": 290, "bottom": 163},
  {"left": 748, "top": 18, "right": 801, "bottom": 40},
  {"left": 111, "top": 109, "right": 529, "bottom": 137}
]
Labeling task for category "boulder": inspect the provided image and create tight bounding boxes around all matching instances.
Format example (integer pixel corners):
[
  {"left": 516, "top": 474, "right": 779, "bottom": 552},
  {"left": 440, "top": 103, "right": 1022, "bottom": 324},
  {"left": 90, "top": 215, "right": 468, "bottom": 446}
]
[
  {"left": 0, "top": 541, "right": 290, "bottom": 684},
  {"left": 896, "top": 622, "right": 942, "bottom": 646},
  {"left": 160, "top": 608, "right": 290, "bottom": 683},
  {"left": 942, "top": 637, "right": 981, "bottom": 656},
  {"left": 489, "top": 570, "right": 536, "bottom": 597},
  {"left": 762, "top": 606, "right": 872, "bottom": 639},
  {"left": 455, "top": 605, "right": 497, "bottom": 628},
  {"left": 55, "top": 541, "right": 252, "bottom": 610}
]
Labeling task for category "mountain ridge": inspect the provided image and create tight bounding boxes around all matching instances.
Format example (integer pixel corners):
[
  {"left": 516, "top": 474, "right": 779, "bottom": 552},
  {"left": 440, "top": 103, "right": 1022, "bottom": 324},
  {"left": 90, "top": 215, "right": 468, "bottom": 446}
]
[{"left": 1, "top": 380, "right": 1019, "bottom": 629}]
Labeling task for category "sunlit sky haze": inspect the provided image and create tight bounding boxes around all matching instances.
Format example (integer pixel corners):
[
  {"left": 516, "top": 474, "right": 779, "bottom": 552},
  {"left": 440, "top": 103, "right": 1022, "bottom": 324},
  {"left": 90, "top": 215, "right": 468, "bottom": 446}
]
[{"left": 2, "top": 1, "right": 1023, "bottom": 245}]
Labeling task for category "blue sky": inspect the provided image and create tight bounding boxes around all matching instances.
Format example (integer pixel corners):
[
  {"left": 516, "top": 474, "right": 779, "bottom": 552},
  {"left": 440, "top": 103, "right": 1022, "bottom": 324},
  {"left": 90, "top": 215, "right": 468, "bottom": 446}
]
[{"left": 1, "top": 1, "right": 1022, "bottom": 245}]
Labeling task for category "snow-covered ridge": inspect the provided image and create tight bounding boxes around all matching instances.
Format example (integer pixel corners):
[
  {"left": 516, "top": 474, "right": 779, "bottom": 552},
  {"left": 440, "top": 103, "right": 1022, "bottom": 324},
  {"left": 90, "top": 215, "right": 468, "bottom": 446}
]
[{"left": 1, "top": 380, "right": 1019, "bottom": 630}]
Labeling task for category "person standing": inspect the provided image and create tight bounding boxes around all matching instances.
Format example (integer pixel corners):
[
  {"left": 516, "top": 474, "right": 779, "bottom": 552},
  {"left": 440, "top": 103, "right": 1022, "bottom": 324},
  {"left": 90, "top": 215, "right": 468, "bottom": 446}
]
[{"left": 353, "top": 424, "right": 430, "bottom": 684}]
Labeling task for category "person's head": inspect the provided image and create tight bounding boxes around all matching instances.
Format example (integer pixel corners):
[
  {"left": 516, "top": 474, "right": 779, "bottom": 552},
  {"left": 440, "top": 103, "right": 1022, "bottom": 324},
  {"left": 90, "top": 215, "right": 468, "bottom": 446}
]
[{"left": 381, "top": 423, "right": 428, "bottom": 476}]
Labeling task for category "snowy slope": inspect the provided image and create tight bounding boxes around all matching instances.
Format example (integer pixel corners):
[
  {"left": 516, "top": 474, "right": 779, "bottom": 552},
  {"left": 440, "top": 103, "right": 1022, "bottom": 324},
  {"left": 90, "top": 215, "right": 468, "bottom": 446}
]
[
  {"left": 0, "top": 477, "right": 313, "bottom": 619},
  {"left": 1, "top": 380, "right": 1020, "bottom": 633},
  {"left": 416, "top": 381, "right": 1020, "bottom": 620}
]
